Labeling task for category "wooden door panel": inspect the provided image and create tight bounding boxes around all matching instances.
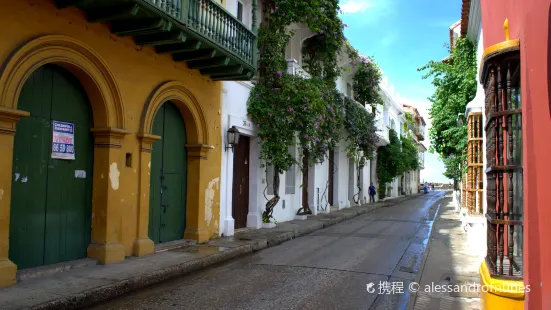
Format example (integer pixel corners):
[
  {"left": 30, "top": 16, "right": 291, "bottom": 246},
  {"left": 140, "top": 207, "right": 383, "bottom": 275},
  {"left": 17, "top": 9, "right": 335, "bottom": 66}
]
[
  {"left": 45, "top": 66, "right": 93, "bottom": 264},
  {"left": 160, "top": 173, "right": 186, "bottom": 242},
  {"left": 9, "top": 117, "right": 50, "bottom": 269},
  {"left": 148, "top": 105, "right": 165, "bottom": 244},
  {"left": 232, "top": 136, "right": 249, "bottom": 229},
  {"left": 10, "top": 65, "right": 93, "bottom": 269},
  {"left": 149, "top": 101, "right": 187, "bottom": 244},
  {"left": 159, "top": 102, "right": 187, "bottom": 243}
]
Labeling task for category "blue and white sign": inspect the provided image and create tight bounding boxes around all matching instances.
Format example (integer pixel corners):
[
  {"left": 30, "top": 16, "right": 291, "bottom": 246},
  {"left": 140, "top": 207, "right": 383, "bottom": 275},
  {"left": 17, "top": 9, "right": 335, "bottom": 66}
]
[{"left": 52, "top": 121, "right": 75, "bottom": 160}]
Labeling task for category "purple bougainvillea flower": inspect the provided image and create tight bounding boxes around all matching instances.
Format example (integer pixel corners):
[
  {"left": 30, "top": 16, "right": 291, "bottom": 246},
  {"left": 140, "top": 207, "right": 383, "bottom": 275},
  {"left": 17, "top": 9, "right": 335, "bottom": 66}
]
[
  {"left": 268, "top": 113, "right": 272, "bottom": 117},
  {"left": 276, "top": 71, "right": 282, "bottom": 77}
]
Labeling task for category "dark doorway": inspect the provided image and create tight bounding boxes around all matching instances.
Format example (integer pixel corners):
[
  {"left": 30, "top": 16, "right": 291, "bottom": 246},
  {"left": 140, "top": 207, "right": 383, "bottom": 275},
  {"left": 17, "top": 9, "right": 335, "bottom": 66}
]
[{"left": 232, "top": 136, "right": 250, "bottom": 229}]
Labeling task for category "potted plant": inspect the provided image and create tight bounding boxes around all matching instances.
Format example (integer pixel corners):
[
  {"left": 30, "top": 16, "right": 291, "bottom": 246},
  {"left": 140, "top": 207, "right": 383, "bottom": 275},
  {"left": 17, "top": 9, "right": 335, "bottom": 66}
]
[{"left": 262, "top": 212, "right": 277, "bottom": 228}]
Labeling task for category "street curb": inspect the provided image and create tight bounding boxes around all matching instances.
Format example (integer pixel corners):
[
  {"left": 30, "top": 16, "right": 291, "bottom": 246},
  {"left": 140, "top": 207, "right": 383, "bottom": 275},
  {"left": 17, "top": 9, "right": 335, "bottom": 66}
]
[
  {"left": 31, "top": 243, "right": 261, "bottom": 310},
  {"left": 405, "top": 192, "right": 452, "bottom": 310},
  {"left": 30, "top": 194, "right": 422, "bottom": 310}
]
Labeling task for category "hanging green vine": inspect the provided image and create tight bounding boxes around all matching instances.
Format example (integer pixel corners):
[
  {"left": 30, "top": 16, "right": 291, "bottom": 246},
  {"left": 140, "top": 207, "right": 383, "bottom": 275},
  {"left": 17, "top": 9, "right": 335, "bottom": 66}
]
[
  {"left": 375, "top": 128, "right": 422, "bottom": 199},
  {"left": 247, "top": 0, "right": 386, "bottom": 222},
  {"left": 376, "top": 129, "right": 402, "bottom": 198},
  {"left": 344, "top": 97, "right": 378, "bottom": 169},
  {"left": 247, "top": 0, "right": 346, "bottom": 222},
  {"left": 353, "top": 56, "right": 384, "bottom": 107},
  {"left": 344, "top": 97, "right": 379, "bottom": 204},
  {"left": 400, "top": 133, "right": 421, "bottom": 173},
  {"left": 347, "top": 53, "right": 383, "bottom": 203}
]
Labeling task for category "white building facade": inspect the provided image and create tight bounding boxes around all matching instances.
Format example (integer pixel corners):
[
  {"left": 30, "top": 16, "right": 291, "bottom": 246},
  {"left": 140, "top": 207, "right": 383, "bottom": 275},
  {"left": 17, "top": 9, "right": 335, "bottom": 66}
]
[
  {"left": 219, "top": 0, "right": 267, "bottom": 237},
  {"left": 402, "top": 104, "right": 427, "bottom": 195},
  {"left": 219, "top": 0, "right": 415, "bottom": 236},
  {"left": 462, "top": 0, "right": 486, "bottom": 252}
]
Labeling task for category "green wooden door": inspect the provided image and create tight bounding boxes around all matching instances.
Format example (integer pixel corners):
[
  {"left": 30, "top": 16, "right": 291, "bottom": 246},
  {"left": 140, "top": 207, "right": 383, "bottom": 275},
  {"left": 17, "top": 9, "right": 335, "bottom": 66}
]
[
  {"left": 149, "top": 101, "right": 187, "bottom": 244},
  {"left": 9, "top": 65, "right": 94, "bottom": 269}
]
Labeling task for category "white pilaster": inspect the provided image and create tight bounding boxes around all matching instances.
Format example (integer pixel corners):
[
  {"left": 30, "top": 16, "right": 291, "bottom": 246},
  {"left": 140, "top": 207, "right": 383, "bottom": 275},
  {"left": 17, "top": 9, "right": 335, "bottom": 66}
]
[{"left": 247, "top": 138, "right": 262, "bottom": 228}]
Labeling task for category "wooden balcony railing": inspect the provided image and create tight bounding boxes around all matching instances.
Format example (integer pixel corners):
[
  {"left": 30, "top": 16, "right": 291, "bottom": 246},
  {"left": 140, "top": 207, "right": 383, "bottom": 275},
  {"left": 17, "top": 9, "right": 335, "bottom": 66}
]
[
  {"left": 58, "top": 0, "right": 258, "bottom": 80},
  {"left": 185, "top": 0, "right": 255, "bottom": 65},
  {"left": 466, "top": 112, "right": 483, "bottom": 215},
  {"left": 481, "top": 45, "right": 523, "bottom": 280}
]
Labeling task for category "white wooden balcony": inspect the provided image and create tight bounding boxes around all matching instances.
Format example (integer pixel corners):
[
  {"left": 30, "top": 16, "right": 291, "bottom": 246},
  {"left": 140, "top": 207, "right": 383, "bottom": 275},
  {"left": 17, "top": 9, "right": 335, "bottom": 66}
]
[{"left": 286, "top": 59, "right": 311, "bottom": 79}]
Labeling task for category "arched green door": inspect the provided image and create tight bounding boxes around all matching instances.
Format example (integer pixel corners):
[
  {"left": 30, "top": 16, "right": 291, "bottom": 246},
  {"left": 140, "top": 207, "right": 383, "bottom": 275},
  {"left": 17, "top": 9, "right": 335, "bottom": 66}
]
[
  {"left": 9, "top": 65, "right": 94, "bottom": 269},
  {"left": 149, "top": 101, "right": 187, "bottom": 244}
]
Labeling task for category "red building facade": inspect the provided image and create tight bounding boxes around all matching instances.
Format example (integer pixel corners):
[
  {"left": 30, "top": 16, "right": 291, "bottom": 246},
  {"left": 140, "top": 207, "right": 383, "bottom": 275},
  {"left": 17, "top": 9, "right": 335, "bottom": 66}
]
[{"left": 480, "top": 1, "right": 551, "bottom": 309}]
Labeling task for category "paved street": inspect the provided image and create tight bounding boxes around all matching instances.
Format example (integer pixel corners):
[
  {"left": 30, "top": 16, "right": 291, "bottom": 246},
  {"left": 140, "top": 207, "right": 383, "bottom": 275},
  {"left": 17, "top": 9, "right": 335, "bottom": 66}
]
[{"left": 88, "top": 191, "right": 445, "bottom": 310}]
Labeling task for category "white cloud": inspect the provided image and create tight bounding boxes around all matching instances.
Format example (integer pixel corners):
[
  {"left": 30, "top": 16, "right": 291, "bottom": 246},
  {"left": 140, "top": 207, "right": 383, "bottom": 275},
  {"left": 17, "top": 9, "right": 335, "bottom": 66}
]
[{"left": 340, "top": 0, "right": 376, "bottom": 14}]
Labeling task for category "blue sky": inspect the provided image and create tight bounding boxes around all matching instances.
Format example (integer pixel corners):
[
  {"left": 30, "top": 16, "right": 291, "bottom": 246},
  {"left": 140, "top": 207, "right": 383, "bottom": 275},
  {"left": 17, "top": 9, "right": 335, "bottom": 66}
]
[{"left": 339, "top": 0, "right": 462, "bottom": 183}]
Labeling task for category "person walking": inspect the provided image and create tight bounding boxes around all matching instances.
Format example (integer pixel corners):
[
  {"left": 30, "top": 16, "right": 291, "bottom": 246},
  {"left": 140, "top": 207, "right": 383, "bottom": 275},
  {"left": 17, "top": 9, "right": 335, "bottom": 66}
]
[{"left": 368, "top": 182, "right": 376, "bottom": 203}]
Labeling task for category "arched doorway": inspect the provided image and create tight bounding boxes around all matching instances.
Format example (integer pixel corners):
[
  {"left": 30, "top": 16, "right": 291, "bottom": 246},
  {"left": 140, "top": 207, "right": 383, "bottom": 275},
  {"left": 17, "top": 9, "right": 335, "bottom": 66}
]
[
  {"left": 9, "top": 64, "right": 94, "bottom": 269},
  {"left": 148, "top": 101, "right": 188, "bottom": 244}
]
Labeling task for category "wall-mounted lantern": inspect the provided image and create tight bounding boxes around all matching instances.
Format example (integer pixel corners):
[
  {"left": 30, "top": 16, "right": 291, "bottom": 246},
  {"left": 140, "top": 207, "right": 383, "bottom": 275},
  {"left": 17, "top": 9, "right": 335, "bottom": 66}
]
[{"left": 225, "top": 126, "right": 240, "bottom": 152}]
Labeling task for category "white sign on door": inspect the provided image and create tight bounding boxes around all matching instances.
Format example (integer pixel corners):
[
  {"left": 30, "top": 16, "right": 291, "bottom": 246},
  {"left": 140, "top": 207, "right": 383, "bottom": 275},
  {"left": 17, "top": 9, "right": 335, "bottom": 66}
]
[{"left": 52, "top": 121, "right": 75, "bottom": 160}]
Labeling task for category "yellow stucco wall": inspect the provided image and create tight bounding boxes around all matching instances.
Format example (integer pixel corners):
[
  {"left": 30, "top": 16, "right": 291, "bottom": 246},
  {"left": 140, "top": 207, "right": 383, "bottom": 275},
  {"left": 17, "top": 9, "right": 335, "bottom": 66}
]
[{"left": 0, "top": 0, "right": 222, "bottom": 287}]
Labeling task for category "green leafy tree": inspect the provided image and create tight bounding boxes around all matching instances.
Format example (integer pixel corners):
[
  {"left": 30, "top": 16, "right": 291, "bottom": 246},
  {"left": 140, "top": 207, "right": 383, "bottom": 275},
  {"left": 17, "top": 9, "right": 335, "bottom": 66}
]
[
  {"left": 418, "top": 37, "right": 477, "bottom": 183},
  {"left": 344, "top": 96, "right": 379, "bottom": 203},
  {"left": 376, "top": 129, "right": 403, "bottom": 198},
  {"left": 400, "top": 133, "right": 421, "bottom": 173},
  {"left": 247, "top": 0, "right": 347, "bottom": 222},
  {"left": 248, "top": 0, "right": 383, "bottom": 221},
  {"left": 353, "top": 57, "right": 384, "bottom": 107}
]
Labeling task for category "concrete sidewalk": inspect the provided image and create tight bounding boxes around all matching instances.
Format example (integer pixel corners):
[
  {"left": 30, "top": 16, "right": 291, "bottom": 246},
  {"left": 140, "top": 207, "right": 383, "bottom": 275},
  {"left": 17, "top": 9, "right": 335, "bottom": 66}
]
[
  {"left": 407, "top": 192, "right": 484, "bottom": 310},
  {"left": 1, "top": 194, "right": 419, "bottom": 310}
]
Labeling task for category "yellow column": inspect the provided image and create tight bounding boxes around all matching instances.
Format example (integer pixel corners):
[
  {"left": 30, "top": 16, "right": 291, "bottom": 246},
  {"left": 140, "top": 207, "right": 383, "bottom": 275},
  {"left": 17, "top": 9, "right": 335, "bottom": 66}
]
[
  {"left": 184, "top": 144, "right": 212, "bottom": 243},
  {"left": 0, "top": 107, "right": 29, "bottom": 288},
  {"left": 133, "top": 134, "right": 160, "bottom": 256},
  {"left": 87, "top": 127, "right": 130, "bottom": 264}
]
